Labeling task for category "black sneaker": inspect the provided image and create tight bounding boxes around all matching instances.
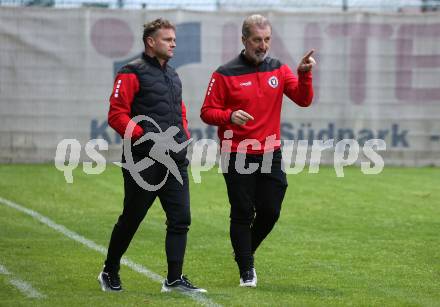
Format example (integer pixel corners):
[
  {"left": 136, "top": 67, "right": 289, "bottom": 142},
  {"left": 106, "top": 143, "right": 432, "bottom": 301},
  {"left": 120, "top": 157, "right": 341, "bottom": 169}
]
[
  {"left": 161, "top": 275, "right": 207, "bottom": 293},
  {"left": 239, "top": 268, "right": 256, "bottom": 287},
  {"left": 98, "top": 271, "right": 122, "bottom": 292}
]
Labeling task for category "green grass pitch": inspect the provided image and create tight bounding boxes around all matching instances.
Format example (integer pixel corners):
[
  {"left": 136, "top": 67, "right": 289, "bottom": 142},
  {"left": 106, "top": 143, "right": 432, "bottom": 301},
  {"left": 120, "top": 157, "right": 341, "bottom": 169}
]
[{"left": 0, "top": 164, "right": 439, "bottom": 306}]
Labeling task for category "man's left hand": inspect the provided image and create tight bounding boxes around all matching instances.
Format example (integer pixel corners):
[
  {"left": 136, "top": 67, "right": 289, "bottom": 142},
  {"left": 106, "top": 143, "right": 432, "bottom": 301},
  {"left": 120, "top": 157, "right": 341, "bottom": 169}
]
[{"left": 297, "top": 49, "right": 316, "bottom": 72}]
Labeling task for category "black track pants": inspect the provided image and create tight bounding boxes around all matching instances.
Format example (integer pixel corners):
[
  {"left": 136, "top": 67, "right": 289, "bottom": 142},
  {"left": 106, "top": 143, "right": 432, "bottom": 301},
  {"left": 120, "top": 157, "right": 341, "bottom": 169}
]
[
  {"left": 104, "top": 156, "right": 190, "bottom": 274},
  {"left": 223, "top": 149, "right": 288, "bottom": 274}
]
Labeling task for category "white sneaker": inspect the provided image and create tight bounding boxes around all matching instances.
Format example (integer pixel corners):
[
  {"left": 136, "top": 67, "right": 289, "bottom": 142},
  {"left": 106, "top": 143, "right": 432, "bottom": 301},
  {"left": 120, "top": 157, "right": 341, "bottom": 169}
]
[
  {"left": 97, "top": 271, "right": 122, "bottom": 292},
  {"left": 239, "top": 269, "right": 257, "bottom": 287},
  {"left": 161, "top": 275, "right": 207, "bottom": 293}
]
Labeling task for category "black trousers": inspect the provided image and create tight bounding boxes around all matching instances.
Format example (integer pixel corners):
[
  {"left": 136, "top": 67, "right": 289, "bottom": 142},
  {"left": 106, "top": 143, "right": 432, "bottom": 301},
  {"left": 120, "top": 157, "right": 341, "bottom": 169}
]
[
  {"left": 104, "top": 156, "right": 190, "bottom": 274},
  {"left": 223, "top": 149, "right": 288, "bottom": 274}
]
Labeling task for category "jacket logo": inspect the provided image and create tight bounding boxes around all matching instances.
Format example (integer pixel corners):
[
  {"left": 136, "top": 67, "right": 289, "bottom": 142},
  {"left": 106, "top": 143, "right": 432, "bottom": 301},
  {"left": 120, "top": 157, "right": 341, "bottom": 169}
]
[
  {"left": 240, "top": 81, "right": 252, "bottom": 87},
  {"left": 268, "top": 76, "right": 278, "bottom": 88}
]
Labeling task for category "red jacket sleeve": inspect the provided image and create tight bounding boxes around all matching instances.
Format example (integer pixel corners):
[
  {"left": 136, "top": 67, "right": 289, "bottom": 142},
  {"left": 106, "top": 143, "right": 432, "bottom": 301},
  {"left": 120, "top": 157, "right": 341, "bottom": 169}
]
[
  {"left": 108, "top": 73, "right": 144, "bottom": 140},
  {"left": 200, "top": 72, "right": 233, "bottom": 126},
  {"left": 181, "top": 101, "right": 190, "bottom": 139},
  {"left": 282, "top": 64, "right": 314, "bottom": 107}
]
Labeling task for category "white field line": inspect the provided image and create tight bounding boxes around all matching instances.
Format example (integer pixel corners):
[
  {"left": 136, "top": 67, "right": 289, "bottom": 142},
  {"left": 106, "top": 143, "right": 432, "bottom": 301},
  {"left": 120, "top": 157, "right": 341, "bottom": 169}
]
[
  {"left": 0, "top": 263, "right": 45, "bottom": 298},
  {"left": 0, "top": 264, "right": 9, "bottom": 275},
  {"left": 0, "top": 196, "right": 221, "bottom": 307}
]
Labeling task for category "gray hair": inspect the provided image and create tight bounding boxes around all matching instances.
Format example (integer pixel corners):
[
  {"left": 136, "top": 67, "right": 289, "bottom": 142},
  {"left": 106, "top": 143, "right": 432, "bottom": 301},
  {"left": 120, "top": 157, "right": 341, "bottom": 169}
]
[{"left": 242, "top": 14, "right": 272, "bottom": 39}]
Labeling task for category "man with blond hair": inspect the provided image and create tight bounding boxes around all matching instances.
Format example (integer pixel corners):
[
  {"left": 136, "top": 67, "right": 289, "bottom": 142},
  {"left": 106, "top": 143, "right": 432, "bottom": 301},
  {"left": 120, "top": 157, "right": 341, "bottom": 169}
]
[{"left": 98, "top": 18, "right": 206, "bottom": 294}]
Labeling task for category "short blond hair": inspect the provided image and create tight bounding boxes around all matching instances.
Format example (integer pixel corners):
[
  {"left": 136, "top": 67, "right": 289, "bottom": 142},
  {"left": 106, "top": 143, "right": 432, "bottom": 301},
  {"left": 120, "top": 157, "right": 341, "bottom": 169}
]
[{"left": 143, "top": 18, "right": 175, "bottom": 42}]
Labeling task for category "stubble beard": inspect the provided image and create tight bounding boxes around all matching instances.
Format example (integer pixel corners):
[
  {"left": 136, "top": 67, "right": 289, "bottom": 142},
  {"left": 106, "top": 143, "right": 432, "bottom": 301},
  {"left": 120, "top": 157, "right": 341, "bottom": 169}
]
[{"left": 246, "top": 49, "right": 268, "bottom": 64}]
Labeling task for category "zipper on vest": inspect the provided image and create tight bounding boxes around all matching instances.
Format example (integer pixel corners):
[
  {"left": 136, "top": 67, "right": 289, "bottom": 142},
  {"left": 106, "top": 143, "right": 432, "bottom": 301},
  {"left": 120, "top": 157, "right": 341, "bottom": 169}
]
[{"left": 164, "top": 73, "right": 175, "bottom": 127}]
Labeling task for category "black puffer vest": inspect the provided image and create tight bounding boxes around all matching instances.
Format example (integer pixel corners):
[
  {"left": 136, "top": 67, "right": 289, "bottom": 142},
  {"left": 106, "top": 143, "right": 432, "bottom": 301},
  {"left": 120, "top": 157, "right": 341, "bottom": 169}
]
[{"left": 120, "top": 53, "right": 188, "bottom": 161}]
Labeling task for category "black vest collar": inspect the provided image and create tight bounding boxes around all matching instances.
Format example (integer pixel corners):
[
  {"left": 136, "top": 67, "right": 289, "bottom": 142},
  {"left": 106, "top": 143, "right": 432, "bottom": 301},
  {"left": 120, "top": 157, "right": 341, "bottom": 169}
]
[{"left": 142, "top": 53, "right": 167, "bottom": 71}]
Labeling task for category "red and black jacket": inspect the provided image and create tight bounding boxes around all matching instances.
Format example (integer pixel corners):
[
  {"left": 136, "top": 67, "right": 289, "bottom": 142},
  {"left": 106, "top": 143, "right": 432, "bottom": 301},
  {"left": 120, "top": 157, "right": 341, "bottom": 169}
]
[
  {"left": 108, "top": 53, "right": 190, "bottom": 160},
  {"left": 201, "top": 51, "right": 313, "bottom": 154}
]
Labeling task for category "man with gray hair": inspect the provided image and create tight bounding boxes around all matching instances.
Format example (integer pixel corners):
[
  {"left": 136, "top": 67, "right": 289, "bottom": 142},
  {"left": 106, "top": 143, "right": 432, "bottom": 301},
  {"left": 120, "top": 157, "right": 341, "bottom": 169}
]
[{"left": 201, "top": 14, "right": 315, "bottom": 287}]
